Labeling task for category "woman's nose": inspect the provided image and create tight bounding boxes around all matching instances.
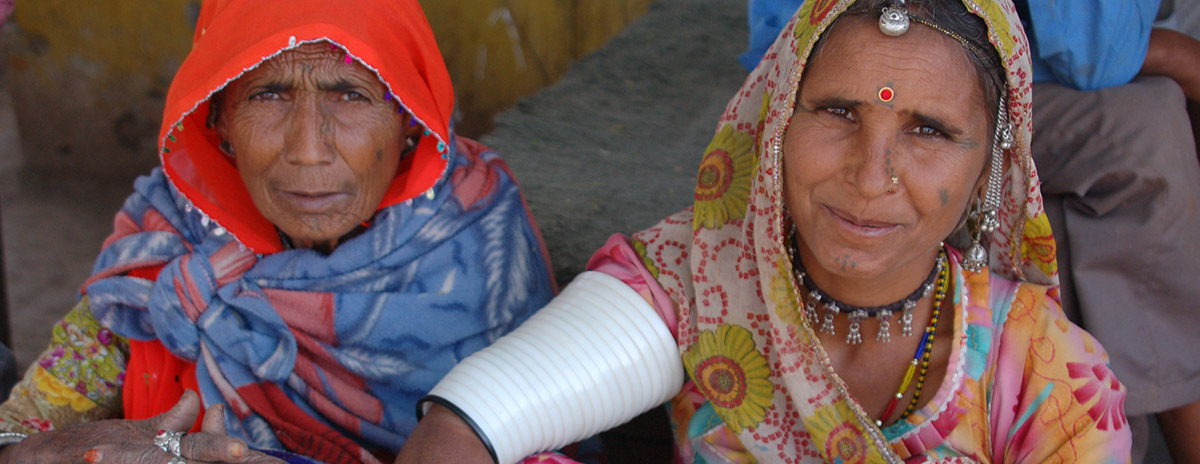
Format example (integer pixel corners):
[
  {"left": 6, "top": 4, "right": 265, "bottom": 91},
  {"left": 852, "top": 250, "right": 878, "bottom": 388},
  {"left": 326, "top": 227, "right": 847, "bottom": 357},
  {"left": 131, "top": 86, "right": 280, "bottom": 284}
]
[
  {"left": 282, "top": 96, "right": 336, "bottom": 165},
  {"left": 846, "top": 130, "right": 895, "bottom": 197}
]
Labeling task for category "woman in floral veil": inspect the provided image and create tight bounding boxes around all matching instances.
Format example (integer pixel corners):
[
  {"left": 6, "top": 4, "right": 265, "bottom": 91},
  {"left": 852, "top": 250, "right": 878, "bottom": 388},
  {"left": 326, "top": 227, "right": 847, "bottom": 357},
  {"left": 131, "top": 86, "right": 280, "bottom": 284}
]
[{"left": 399, "top": 0, "right": 1132, "bottom": 462}]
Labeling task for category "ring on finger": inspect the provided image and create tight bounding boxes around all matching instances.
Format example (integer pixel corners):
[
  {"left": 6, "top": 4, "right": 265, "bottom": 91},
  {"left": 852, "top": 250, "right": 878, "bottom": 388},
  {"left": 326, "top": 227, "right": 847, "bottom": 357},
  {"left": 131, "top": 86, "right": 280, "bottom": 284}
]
[
  {"left": 167, "top": 456, "right": 186, "bottom": 464},
  {"left": 154, "top": 429, "right": 186, "bottom": 456}
]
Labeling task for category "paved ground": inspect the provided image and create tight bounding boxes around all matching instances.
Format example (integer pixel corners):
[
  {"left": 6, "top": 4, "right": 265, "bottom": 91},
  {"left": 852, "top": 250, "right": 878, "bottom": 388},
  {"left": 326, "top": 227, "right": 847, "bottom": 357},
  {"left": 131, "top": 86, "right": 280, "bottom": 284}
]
[{"left": 0, "top": 0, "right": 1174, "bottom": 461}]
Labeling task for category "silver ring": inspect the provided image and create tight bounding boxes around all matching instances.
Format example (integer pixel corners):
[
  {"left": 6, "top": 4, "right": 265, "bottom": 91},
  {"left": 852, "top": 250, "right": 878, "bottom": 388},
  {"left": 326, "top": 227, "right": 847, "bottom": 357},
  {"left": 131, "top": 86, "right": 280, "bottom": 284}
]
[
  {"left": 167, "top": 456, "right": 186, "bottom": 464},
  {"left": 154, "top": 429, "right": 185, "bottom": 456}
]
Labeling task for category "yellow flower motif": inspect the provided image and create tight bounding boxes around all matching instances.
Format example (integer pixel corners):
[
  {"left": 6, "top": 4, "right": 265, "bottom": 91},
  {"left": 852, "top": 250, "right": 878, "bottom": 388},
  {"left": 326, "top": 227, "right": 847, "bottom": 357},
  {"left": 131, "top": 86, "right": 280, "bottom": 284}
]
[
  {"left": 770, "top": 256, "right": 802, "bottom": 327},
  {"left": 682, "top": 324, "right": 773, "bottom": 433},
  {"left": 34, "top": 367, "right": 96, "bottom": 413},
  {"left": 804, "top": 401, "right": 879, "bottom": 464},
  {"left": 977, "top": 1, "right": 1017, "bottom": 59},
  {"left": 694, "top": 125, "right": 757, "bottom": 230},
  {"left": 1020, "top": 213, "right": 1058, "bottom": 276},
  {"left": 632, "top": 239, "right": 660, "bottom": 280},
  {"left": 755, "top": 90, "right": 773, "bottom": 153},
  {"left": 794, "top": 0, "right": 838, "bottom": 45}
]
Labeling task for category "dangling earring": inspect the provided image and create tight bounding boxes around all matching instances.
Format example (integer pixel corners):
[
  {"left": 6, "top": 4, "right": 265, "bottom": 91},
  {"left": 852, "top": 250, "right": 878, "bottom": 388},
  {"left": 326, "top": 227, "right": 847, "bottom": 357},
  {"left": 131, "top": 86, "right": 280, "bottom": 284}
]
[
  {"left": 964, "top": 197, "right": 990, "bottom": 272},
  {"left": 964, "top": 97, "right": 1011, "bottom": 272},
  {"left": 403, "top": 135, "right": 418, "bottom": 155}
]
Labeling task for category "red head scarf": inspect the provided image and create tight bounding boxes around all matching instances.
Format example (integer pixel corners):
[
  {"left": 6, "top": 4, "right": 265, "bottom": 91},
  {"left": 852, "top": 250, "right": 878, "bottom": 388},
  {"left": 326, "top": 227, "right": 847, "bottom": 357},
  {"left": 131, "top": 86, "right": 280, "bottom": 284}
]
[{"left": 159, "top": 0, "right": 455, "bottom": 254}]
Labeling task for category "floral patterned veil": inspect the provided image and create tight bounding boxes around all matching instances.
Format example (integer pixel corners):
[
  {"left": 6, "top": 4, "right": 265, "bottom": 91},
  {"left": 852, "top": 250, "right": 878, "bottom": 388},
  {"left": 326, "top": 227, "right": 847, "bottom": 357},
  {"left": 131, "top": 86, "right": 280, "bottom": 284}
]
[{"left": 630, "top": 0, "right": 1062, "bottom": 461}]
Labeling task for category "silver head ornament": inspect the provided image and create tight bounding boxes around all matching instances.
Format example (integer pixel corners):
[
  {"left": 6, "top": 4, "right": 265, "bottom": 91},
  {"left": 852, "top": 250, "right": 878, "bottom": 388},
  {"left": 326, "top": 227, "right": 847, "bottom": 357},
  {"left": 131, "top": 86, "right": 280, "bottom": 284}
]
[{"left": 879, "top": 1, "right": 910, "bottom": 36}]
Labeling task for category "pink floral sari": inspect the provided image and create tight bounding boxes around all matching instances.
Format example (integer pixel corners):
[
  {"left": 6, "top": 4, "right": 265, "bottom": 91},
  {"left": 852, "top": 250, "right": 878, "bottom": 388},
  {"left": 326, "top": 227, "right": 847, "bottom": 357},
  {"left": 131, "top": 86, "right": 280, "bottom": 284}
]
[{"left": 608, "top": 0, "right": 1132, "bottom": 462}]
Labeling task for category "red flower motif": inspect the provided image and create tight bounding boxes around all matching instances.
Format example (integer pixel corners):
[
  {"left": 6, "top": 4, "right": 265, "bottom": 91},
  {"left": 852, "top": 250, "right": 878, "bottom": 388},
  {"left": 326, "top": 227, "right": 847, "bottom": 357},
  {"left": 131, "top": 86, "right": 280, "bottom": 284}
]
[{"left": 1067, "top": 362, "right": 1127, "bottom": 431}]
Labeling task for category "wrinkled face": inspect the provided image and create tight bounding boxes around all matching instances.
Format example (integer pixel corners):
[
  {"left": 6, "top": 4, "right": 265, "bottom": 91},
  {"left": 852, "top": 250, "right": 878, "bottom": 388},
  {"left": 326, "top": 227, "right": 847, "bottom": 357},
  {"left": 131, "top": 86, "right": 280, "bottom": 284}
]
[
  {"left": 782, "top": 16, "right": 991, "bottom": 294},
  {"left": 216, "top": 42, "right": 413, "bottom": 250}
]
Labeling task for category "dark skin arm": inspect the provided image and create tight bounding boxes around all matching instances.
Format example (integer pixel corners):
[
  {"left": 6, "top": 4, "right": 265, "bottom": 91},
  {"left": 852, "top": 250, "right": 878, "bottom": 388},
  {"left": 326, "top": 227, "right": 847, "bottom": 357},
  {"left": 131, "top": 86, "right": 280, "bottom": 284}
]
[
  {"left": 394, "top": 404, "right": 492, "bottom": 464},
  {"left": 0, "top": 390, "right": 284, "bottom": 464},
  {"left": 1141, "top": 28, "right": 1200, "bottom": 101}
]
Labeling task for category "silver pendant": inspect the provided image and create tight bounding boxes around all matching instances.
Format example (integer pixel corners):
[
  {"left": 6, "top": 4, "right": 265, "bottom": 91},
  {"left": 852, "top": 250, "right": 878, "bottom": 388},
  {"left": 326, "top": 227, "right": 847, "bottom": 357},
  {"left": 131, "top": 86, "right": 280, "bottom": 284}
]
[
  {"left": 965, "top": 242, "right": 987, "bottom": 272},
  {"left": 877, "top": 310, "right": 893, "bottom": 343},
  {"left": 821, "top": 311, "right": 836, "bottom": 335},
  {"left": 805, "top": 290, "right": 820, "bottom": 323},
  {"left": 847, "top": 310, "right": 867, "bottom": 344},
  {"left": 999, "top": 122, "right": 1014, "bottom": 150},
  {"left": 901, "top": 300, "right": 916, "bottom": 337},
  {"left": 980, "top": 209, "right": 1000, "bottom": 233},
  {"left": 879, "top": 4, "right": 910, "bottom": 37}
]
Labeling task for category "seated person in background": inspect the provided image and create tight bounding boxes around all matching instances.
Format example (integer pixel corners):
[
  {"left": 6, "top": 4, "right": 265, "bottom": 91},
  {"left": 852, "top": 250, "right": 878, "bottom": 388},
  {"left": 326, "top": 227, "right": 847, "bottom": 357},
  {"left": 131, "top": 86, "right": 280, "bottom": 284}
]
[
  {"left": 0, "top": 0, "right": 554, "bottom": 462},
  {"left": 745, "top": 1, "right": 1200, "bottom": 462},
  {"left": 1020, "top": 3, "right": 1200, "bottom": 462},
  {"left": 399, "top": 0, "right": 1131, "bottom": 462}
]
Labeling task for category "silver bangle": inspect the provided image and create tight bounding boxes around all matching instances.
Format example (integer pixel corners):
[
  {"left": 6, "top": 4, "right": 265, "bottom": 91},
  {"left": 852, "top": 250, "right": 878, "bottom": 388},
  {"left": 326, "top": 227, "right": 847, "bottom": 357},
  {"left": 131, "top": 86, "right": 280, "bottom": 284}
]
[{"left": 0, "top": 432, "right": 27, "bottom": 447}]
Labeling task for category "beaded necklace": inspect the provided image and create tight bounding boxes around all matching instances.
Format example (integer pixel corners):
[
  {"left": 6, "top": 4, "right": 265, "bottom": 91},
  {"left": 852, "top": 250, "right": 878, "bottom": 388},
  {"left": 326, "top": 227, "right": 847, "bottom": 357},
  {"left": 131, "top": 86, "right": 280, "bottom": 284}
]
[
  {"left": 880, "top": 249, "right": 948, "bottom": 426},
  {"left": 789, "top": 231, "right": 945, "bottom": 345},
  {"left": 783, "top": 229, "right": 950, "bottom": 426}
]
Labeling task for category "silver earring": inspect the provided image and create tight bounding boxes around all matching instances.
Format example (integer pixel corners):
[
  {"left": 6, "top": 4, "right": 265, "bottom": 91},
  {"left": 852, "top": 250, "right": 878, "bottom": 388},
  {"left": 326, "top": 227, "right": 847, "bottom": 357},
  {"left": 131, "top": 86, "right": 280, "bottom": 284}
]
[
  {"left": 879, "top": 0, "right": 910, "bottom": 36},
  {"left": 964, "top": 200, "right": 991, "bottom": 272},
  {"left": 965, "top": 97, "right": 1010, "bottom": 272}
]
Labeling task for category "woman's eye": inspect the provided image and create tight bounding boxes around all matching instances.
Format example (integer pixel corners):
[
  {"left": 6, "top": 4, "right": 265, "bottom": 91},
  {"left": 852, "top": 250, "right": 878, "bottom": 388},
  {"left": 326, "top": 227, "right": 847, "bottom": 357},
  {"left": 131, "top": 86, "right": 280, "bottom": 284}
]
[
  {"left": 342, "top": 91, "right": 369, "bottom": 102},
  {"left": 823, "top": 107, "right": 854, "bottom": 120},
  {"left": 249, "top": 91, "right": 279, "bottom": 101},
  {"left": 913, "top": 125, "right": 945, "bottom": 138}
]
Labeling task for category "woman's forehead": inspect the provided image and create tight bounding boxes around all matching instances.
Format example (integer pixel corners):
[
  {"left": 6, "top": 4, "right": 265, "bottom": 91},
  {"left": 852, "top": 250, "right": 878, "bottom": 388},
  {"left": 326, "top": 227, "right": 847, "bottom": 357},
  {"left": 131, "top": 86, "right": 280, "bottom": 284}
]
[
  {"left": 228, "top": 42, "right": 383, "bottom": 88},
  {"left": 255, "top": 43, "right": 359, "bottom": 74},
  {"left": 802, "top": 16, "right": 984, "bottom": 113}
]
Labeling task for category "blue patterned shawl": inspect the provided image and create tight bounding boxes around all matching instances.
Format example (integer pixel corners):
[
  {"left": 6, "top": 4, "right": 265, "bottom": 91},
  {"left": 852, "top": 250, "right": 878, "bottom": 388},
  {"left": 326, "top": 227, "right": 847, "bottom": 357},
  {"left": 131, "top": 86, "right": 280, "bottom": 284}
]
[{"left": 84, "top": 138, "right": 554, "bottom": 462}]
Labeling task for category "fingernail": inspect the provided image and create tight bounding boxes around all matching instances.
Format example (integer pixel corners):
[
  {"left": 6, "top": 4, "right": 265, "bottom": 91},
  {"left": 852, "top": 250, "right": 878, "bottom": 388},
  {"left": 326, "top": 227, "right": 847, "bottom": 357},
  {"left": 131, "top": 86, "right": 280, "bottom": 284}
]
[
  {"left": 84, "top": 449, "right": 101, "bottom": 463},
  {"left": 229, "top": 442, "right": 246, "bottom": 458}
]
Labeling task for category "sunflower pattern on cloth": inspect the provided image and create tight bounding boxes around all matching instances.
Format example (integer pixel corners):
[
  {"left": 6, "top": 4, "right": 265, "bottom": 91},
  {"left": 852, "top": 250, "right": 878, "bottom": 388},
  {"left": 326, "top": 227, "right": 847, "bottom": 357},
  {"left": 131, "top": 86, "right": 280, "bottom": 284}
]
[
  {"left": 596, "top": 234, "right": 1129, "bottom": 462},
  {"left": 682, "top": 324, "right": 774, "bottom": 434},
  {"left": 693, "top": 125, "right": 758, "bottom": 230}
]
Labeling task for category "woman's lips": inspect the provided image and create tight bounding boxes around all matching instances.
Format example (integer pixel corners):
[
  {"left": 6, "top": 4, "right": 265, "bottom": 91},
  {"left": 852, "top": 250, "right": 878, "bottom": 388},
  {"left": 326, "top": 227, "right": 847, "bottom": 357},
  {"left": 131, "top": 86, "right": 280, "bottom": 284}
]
[
  {"left": 275, "top": 190, "right": 349, "bottom": 212},
  {"left": 825, "top": 205, "right": 900, "bottom": 237}
]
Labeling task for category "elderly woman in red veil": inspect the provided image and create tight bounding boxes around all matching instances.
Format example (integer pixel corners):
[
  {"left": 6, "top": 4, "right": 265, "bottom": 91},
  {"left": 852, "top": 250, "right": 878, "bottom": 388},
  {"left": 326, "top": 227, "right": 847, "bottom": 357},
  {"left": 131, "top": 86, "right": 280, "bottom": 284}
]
[{"left": 0, "top": 0, "right": 555, "bottom": 463}]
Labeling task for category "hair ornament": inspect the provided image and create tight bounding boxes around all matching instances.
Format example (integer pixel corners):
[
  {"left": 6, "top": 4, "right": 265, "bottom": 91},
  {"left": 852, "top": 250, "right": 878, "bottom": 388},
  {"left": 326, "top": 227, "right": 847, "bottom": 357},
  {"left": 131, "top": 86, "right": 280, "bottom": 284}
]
[{"left": 879, "top": 0, "right": 910, "bottom": 36}]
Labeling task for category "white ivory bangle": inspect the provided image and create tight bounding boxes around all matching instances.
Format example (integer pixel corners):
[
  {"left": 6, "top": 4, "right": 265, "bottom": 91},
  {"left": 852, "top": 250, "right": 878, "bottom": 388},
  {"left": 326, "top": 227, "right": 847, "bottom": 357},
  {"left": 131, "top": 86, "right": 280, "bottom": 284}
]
[
  {"left": 0, "top": 432, "right": 26, "bottom": 447},
  {"left": 421, "top": 271, "right": 684, "bottom": 464}
]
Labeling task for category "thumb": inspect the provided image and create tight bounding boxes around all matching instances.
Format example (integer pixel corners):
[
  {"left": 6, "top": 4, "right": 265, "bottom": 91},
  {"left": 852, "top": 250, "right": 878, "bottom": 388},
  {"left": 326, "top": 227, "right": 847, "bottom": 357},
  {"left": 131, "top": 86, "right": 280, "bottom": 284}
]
[
  {"left": 201, "top": 403, "right": 227, "bottom": 435},
  {"left": 150, "top": 389, "right": 203, "bottom": 432}
]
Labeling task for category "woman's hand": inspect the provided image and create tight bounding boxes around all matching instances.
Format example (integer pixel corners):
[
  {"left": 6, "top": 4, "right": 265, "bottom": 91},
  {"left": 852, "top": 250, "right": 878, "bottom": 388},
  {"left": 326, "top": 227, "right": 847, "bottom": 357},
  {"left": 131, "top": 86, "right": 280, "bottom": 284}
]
[
  {"left": 0, "top": 390, "right": 284, "bottom": 463},
  {"left": 394, "top": 404, "right": 493, "bottom": 464}
]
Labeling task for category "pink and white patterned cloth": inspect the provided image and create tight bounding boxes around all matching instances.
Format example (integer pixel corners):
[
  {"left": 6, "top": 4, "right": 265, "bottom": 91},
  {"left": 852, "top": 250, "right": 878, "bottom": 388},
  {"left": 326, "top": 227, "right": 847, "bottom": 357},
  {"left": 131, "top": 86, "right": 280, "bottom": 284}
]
[{"left": 0, "top": 0, "right": 13, "bottom": 30}]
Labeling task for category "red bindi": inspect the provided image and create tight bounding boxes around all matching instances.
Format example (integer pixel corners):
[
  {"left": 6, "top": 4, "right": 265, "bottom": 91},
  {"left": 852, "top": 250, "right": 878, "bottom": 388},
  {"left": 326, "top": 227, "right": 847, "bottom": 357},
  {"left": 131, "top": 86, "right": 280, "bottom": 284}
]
[{"left": 878, "top": 87, "right": 894, "bottom": 102}]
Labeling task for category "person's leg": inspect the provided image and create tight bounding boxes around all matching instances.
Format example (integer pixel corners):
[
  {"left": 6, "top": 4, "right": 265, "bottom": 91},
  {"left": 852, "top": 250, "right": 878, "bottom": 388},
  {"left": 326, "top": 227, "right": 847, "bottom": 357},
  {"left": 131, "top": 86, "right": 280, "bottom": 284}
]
[
  {"left": 1188, "top": 100, "right": 1200, "bottom": 164},
  {"left": 1158, "top": 400, "right": 1200, "bottom": 463},
  {"left": 0, "top": 341, "right": 16, "bottom": 400}
]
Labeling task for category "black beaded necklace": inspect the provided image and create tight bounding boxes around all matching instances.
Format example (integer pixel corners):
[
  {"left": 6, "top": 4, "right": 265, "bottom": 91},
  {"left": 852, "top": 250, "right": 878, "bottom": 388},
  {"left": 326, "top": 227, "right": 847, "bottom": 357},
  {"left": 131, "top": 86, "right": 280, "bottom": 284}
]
[{"left": 788, "top": 230, "right": 945, "bottom": 345}]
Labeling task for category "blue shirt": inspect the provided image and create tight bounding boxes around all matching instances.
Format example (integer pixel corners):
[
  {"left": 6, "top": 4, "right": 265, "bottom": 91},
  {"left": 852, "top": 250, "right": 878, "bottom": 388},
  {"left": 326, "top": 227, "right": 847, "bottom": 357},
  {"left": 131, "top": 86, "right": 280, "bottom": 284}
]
[
  {"left": 1017, "top": 0, "right": 1159, "bottom": 90},
  {"left": 741, "top": 0, "right": 1160, "bottom": 90}
]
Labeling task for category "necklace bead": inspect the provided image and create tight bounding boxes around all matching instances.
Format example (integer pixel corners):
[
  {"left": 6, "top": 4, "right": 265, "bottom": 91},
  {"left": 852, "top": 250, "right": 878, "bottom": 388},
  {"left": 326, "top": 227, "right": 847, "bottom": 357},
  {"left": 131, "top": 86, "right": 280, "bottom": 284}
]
[{"left": 880, "top": 247, "right": 949, "bottom": 426}]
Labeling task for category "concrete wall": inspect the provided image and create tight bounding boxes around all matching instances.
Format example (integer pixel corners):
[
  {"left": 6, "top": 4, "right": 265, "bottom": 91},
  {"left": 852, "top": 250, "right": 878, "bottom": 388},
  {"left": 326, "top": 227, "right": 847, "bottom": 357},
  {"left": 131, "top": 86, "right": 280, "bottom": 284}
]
[{"left": 0, "top": 0, "right": 654, "bottom": 179}]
